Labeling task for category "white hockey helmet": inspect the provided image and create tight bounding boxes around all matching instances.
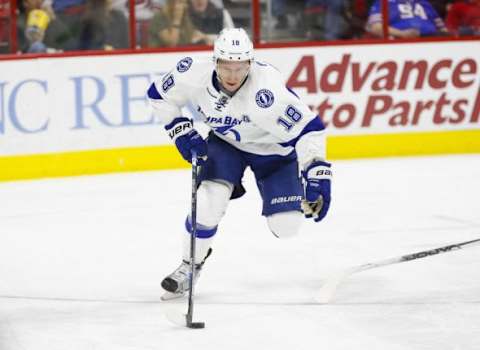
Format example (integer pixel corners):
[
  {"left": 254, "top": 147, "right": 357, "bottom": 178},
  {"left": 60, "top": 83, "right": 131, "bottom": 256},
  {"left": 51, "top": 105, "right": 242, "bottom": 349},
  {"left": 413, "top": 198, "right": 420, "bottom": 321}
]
[{"left": 213, "top": 28, "right": 254, "bottom": 63}]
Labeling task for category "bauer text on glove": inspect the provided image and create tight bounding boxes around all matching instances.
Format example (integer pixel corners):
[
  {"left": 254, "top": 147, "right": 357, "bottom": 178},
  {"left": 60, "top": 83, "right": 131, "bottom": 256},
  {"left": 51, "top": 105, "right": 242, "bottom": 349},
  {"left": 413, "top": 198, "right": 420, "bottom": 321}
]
[{"left": 165, "top": 117, "right": 207, "bottom": 164}]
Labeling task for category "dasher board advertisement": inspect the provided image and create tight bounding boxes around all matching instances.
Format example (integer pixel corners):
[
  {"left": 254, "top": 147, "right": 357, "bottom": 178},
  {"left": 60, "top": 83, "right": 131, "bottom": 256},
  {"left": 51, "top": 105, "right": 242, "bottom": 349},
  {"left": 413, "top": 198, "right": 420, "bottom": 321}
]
[{"left": 1, "top": 40, "right": 479, "bottom": 180}]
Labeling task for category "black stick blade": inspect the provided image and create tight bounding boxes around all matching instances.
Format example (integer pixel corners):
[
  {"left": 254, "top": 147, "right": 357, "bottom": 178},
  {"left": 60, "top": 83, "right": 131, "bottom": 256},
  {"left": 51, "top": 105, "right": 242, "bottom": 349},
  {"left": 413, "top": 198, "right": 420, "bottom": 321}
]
[
  {"left": 165, "top": 310, "right": 206, "bottom": 329},
  {"left": 187, "top": 322, "right": 205, "bottom": 329}
]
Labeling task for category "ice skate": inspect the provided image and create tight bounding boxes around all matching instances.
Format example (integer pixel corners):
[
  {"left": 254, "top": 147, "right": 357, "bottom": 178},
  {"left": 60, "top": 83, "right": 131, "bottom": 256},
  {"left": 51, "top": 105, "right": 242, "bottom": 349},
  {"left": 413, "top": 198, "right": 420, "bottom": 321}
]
[{"left": 161, "top": 248, "right": 212, "bottom": 301}]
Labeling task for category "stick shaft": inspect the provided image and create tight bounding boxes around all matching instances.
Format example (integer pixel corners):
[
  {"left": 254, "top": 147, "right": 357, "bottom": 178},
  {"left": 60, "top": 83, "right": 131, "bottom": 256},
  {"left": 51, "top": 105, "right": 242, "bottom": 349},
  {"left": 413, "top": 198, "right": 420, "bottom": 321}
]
[
  {"left": 187, "top": 151, "right": 198, "bottom": 326},
  {"left": 355, "top": 237, "right": 480, "bottom": 274},
  {"left": 317, "top": 237, "right": 480, "bottom": 303}
]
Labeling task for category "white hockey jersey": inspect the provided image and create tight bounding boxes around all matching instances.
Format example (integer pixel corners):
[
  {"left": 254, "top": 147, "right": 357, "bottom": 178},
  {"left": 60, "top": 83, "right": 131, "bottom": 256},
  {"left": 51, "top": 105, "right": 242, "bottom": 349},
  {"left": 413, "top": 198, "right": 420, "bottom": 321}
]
[{"left": 148, "top": 57, "right": 326, "bottom": 163}]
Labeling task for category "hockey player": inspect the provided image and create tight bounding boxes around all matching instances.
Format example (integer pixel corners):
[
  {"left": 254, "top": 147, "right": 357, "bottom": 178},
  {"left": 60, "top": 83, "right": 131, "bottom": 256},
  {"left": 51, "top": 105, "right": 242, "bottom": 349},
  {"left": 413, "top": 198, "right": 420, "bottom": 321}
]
[{"left": 147, "top": 28, "right": 332, "bottom": 299}]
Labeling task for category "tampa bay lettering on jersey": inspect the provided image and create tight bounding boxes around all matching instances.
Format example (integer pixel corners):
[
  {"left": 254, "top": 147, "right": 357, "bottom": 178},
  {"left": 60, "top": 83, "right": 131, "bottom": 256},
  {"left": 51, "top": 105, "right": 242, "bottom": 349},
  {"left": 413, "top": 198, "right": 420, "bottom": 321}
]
[
  {"left": 206, "top": 116, "right": 247, "bottom": 126},
  {"left": 196, "top": 106, "right": 251, "bottom": 126}
]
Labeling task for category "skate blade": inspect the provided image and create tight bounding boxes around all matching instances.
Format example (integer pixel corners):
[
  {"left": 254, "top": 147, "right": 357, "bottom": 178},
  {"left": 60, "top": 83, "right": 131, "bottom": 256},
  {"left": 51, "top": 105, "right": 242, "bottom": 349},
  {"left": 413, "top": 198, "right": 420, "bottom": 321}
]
[{"left": 161, "top": 291, "right": 186, "bottom": 301}]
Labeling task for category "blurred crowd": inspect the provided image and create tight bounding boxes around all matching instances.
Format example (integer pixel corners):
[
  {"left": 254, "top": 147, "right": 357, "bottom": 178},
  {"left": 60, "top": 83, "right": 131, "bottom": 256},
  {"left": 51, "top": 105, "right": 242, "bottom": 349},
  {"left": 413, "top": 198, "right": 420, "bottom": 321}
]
[
  {"left": 270, "top": 0, "right": 479, "bottom": 40},
  {"left": 0, "top": 0, "right": 479, "bottom": 54}
]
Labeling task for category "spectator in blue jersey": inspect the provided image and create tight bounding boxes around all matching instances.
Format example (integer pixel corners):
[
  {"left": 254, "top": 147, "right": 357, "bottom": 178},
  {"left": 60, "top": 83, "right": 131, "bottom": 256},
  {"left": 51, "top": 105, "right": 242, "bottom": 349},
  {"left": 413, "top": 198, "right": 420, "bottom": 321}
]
[{"left": 366, "top": 0, "right": 449, "bottom": 38}]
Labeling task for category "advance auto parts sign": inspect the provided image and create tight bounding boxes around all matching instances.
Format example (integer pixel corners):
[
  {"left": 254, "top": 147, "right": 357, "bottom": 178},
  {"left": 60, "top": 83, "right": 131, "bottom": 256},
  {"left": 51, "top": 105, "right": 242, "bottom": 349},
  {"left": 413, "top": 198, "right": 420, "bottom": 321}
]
[{"left": 262, "top": 41, "right": 480, "bottom": 135}]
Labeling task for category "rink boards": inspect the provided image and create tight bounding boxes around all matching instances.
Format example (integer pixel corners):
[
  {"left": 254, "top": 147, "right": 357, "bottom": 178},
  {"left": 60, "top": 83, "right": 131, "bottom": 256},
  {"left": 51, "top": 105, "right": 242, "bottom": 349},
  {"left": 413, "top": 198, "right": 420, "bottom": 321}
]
[{"left": 1, "top": 40, "right": 479, "bottom": 181}]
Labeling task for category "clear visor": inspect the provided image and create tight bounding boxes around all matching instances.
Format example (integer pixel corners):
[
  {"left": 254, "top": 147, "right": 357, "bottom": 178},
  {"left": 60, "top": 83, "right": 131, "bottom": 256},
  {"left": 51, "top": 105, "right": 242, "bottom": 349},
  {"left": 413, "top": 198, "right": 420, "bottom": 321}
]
[{"left": 216, "top": 59, "right": 251, "bottom": 83}]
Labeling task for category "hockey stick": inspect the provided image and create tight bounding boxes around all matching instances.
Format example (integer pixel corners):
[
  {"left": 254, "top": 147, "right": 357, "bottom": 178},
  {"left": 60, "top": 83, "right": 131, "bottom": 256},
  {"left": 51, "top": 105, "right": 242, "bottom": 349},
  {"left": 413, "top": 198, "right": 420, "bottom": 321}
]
[
  {"left": 186, "top": 151, "right": 205, "bottom": 328},
  {"left": 316, "top": 237, "right": 480, "bottom": 304},
  {"left": 165, "top": 151, "right": 205, "bottom": 329}
]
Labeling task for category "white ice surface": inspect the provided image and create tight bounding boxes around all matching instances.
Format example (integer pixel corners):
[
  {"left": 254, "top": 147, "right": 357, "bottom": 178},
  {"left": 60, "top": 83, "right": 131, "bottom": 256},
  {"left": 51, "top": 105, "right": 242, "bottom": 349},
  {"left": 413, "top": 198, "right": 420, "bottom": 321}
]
[{"left": 1, "top": 154, "right": 480, "bottom": 350}]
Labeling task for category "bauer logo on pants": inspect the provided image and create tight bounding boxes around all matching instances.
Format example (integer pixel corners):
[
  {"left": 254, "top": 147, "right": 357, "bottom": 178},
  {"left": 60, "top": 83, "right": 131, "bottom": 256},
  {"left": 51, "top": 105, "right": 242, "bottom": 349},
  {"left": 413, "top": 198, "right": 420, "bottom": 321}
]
[{"left": 271, "top": 195, "right": 302, "bottom": 205}]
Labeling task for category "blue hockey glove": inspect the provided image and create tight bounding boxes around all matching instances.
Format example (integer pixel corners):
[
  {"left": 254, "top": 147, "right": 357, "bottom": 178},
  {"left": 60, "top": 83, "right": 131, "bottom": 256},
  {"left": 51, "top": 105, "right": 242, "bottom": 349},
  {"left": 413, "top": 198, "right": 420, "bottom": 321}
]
[
  {"left": 301, "top": 160, "right": 332, "bottom": 222},
  {"left": 165, "top": 117, "right": 207, "bottom": 164}
]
